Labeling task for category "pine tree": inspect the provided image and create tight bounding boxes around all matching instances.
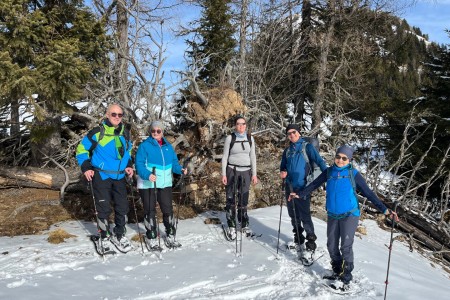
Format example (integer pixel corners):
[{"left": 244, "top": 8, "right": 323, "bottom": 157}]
[
  {"left": 0, "top": 0, "right": 110, "bottom": 166},
  {"left": 188, "top": 0, "right": 236, "bottom": 85}
]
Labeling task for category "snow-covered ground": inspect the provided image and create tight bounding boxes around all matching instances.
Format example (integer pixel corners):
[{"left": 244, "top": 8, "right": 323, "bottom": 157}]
[{"left": 1, "top": 206, "right": 449, "bottom": 299}]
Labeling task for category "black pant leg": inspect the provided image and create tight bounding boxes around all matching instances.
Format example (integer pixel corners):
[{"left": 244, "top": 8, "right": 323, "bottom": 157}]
[
  {"left": 158, "top": 187, "right": 174, "bottom": 231},
  {"left": 111, "top": 178, "right": 129, "bottom": 236}
]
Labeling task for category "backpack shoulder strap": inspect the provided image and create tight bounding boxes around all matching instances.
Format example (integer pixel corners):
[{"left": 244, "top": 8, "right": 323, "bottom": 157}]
[
  {"left": 247, "top": 132, "right": 252, "bottom": 148},
  {"left": 302, "top": 141, "right": 311, "bottom": 168},
  {"left": 348, "top": 164, "right": 359, "bottom": 209},
  {"left": 87, "top": 125, "right": 103, "bottom": 154},
  {"left": 229, "top": 132, "right": 237, "bottom": 150}
]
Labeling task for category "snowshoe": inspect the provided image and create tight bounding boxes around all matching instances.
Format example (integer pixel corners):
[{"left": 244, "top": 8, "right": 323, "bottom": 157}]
[
  {"left": 241, "top": 226, "right": 252, "bottom": 237},
  {"left": 144, "top": 236, "right": 163, "bottom": 252},
  {"left": 91, "top": 235, "right": 116, "bottom": 256},
  {"left": 322, "top": 272, "right": 340, "bottom": 281},
  {"left": 322, "top": 280, "right": 357, "bottom": 295},
  {"left": 164, "top": 234, "right": 182, "bottom": 249},
  {"left": 223, "top": 226, "right": 237, "bottom": 241},
  {"left": 300, "top": 247, "right": 325, "bottom": 266},
  {"left": 110, "top": 235, "right": 134, "bottom": 253}
]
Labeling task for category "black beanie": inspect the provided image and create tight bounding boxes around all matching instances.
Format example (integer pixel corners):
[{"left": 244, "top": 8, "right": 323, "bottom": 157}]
[{"left": 286, "top": 124, "right": 301, "bottom": 134}]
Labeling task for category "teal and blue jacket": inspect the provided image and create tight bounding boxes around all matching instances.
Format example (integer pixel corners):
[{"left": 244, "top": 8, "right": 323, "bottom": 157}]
[
  {"left": 76, "top": 120, "right": 133, "bottom": 180},
  {"left": 135, "top": 136, "right": 182, "bottom": 189}
]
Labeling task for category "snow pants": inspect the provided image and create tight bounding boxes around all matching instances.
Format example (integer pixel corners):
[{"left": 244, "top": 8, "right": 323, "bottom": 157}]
[
  {"left": 285, "top": 189, "right": 315, "bottom": 246},
  {"left": 225, "top": 166, "right": 251, "bottom": 226},
  {"left": 139, "top": 187, "right": 174, "bottom": 234},
  {"left": 327, "top": 215, "right": 359, "bottom": 283},
  {"left": 92, "top": 172, "right": 129, "bottom": 238}
]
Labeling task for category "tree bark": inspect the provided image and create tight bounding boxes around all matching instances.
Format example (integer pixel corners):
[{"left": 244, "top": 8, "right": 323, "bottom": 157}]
[{"left": 0, "top": 166, "right": 82, "bottom": 191}]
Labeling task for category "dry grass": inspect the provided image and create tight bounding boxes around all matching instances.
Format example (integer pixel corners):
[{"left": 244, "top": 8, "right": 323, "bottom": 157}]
[{"left": 47, "top": 228, "right": 77, "bottom": 244}]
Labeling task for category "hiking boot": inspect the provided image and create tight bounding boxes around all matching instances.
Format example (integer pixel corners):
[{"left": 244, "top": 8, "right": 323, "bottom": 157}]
[
  {"left": 241, "top": 219, "right": 249, "bottom": 229},
  {"left": 166, "top": 225, "right": 176, "bottom": 237},
  {"left": 293, "top": 229, "right": 305, "bottom": 245},
  {"left": 305, "top": 233, "right": 317, "bottom": 252},
  {"left": 146, "top": 230, "right": 157, "bottom": 239},
  {"left": 227, "top": 218, "right": 236, "bottom": 228},
  {"left": 146, "top": 227, "right": 157, "bottom": 240}
]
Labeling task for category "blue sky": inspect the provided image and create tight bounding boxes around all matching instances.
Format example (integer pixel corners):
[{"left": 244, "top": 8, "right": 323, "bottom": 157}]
[{"left": 401, "top": 0, "right": 450, "bottom": 44}]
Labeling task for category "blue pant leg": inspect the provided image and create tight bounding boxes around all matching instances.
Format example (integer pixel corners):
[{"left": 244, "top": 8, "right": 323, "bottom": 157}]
[
  {"left": 339, "top": 216, "right": 359, "bottom": 264},
  {"left": 327, "top": 217, "right": 342, "bottom": 263}
]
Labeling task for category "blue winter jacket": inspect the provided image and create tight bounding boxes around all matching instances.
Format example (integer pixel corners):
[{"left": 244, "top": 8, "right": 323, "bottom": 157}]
[
  {"left": 298, "top": 164, "right": 388, "bottom": 218},
  {"left": 135, "top": 136, "right": 182, "bottom": 189},
  {"left": 76, "top": 121, "right": 133, "bottom": 180},
  {"left": 280, "top": 138, "right": 327, "bottom": 191}
]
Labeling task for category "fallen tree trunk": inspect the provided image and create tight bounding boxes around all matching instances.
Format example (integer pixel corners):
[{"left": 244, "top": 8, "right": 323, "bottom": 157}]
[
  {"left": 364, "top": 200, "right": 450, "bottom": 264},
  {"left": 0, "top": 165, "right": 82, "bottom": 191}
]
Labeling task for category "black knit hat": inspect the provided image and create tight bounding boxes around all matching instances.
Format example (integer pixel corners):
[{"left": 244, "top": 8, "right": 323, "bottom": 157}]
[{"left": 286, "top": 124, "right": 301, "bottom": 134}]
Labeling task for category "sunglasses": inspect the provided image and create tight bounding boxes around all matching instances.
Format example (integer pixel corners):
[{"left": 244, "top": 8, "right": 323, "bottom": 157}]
[
  {"left": 335, "top": 155, "right": 349, "bottom": 161},
  {"left": 110, "top": 112, "right": 123, "bottom": 118},
  {"left": 236, "top": 122, "right": 246, "bottom": 126},
  {"left": 151, "top": 129, "right": 162, "bottom": 134},
  {"left": 287, "top": 130, "right": 297, "bottom": 136}
]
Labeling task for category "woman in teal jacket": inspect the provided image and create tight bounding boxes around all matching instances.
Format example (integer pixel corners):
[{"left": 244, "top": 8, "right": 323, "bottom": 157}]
[
  {"left": 135, "top": 121, "right": 187, "bottom": 246},
  {"left": 297, "top": 145, "right": 398, "bottom": 290}
]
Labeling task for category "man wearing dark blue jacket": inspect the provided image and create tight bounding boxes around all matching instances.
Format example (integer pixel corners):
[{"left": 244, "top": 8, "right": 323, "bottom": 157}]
[{"left": 279, "top": 124, "right": 327, "bottom": 258}]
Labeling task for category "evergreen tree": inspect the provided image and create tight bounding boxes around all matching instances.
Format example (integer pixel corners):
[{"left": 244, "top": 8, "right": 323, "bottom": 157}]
[
  {"left": 188, "top": 0, "right": 236, "bottom": 85},
  {"left": 0, "top": 0, "right": 110, "bottom": 165}
]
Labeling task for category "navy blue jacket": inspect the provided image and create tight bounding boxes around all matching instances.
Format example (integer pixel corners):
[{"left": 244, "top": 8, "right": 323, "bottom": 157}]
[{"left": 280, "top": 138, "right": 327, "bottom": 191}]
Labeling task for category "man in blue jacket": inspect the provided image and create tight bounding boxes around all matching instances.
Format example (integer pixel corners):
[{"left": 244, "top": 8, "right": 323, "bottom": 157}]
[
  {"left": 76, "top": 104, "right": 134, "bottom": 252},
  {"left": 279, "top": 124, "right": 327, "bottom": 259}
]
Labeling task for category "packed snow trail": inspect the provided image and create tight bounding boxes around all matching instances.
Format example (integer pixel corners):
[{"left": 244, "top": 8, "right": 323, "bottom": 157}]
[{"left": 1, "top": 206, "right": 449, "bottom": 300}]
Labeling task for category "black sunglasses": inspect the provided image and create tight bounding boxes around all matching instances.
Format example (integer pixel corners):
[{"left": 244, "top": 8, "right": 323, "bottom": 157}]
[
  {"left": 287, "top": 130, "right": 297, "bottom": 136},
  {"left": 335, "top": 155, "right": 349, "bottom": 161},
  {"left": 110, "top": 112, "right": 123, "bottom": 118},
  {"left": 151, "top": 129, "right": 162, "bottom": 134}
]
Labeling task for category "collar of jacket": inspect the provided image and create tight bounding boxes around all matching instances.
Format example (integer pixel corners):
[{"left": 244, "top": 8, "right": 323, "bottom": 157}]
[
  {"left": 333, "top": 163, "right": 353, "bottom": 171},
  {"left": 290, "top": 137, "right": 306, "bottom": 149},
  {"left": 103, "top": 119, "right": 124, "bottom": 135},
  {"left": 149, "top": 136, "right": 167, "bottom": 146}
]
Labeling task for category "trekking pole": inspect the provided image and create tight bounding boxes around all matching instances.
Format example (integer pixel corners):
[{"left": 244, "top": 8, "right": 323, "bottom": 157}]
[
  {"left": 89, "top": 180, "right": 104, "bottom": 260},
  {"left": 288, "top": 181, "right": 302, "bottom": 252},
  {"left": 276, "top": 179, "right": 285, "bottom": 255},
  {"left": 239, "top": 176, "right": 245, "bottom": 256},
  {"left": 152, "top": 167, "right": 161, "bottom": 249},
  {"left": 233, "top": 167, "right": 239, "bottom": 256},
  {"left": 384, "top": 201, "right": 399, "bottom": 300},
  {"left": 174, "top": 157, "right": 190, "bottom": 241},
  {"left": 127, "top": 175, "right": 144, "bottom": 255}
]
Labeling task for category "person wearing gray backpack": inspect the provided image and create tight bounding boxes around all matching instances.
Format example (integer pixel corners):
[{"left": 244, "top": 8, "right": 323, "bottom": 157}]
[{"left": 280, "top": 124, "right": 327, "bottom": 263}]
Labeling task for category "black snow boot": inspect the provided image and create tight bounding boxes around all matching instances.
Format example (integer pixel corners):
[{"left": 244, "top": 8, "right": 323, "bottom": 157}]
[
  {"left": 305, "top": 233, "right": 317, "bottom": 252},
  {"left": 293, "top": 228, "right": 305, "bottom": 245},
  {"left": 226, "top": 208, "right": 236, "bottom": 228},
  {"left": 146, "top": 226, "right": 157, "bottom": 239}
]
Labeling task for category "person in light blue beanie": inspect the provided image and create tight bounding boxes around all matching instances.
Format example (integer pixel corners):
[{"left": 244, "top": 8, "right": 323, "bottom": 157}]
[{"left": 295, "top": 145, "right": 399, "bottom": 290}]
